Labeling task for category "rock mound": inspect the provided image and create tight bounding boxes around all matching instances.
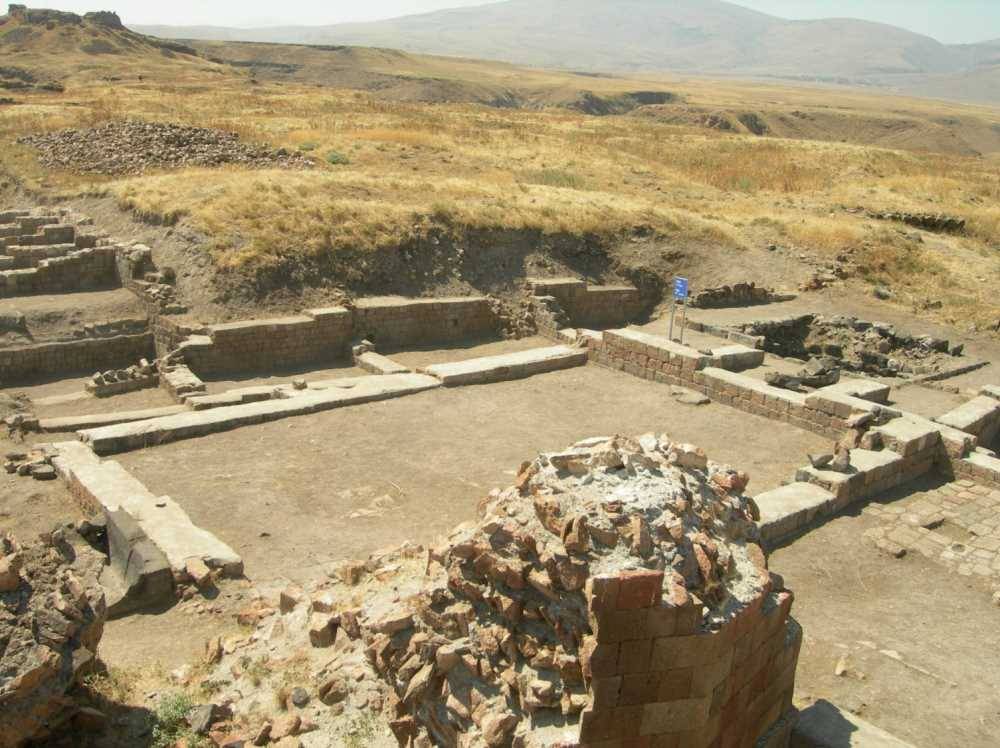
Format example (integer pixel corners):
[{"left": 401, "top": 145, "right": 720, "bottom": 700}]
[
  {"left": 358, "top": 433, "right": 766, "bottom": 746},
  {"left": 0, "top": 528, "right": 106, "bottom": 746},
  {"left": 17, "top": 121, "right": 313, "bottom": 176}
]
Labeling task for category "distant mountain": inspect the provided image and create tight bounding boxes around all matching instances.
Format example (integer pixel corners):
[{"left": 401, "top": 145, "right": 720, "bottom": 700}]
[{"left": 135, "top": 0, "right": 978, "bottom": 78}]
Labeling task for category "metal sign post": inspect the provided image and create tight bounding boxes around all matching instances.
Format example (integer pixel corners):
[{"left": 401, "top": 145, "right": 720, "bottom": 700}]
[{"left": 671, "top": 277, "right": 689, "bottom": 342}]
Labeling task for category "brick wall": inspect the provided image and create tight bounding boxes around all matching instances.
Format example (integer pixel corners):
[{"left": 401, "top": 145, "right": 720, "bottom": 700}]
[
  {"left": 577, "top": 569, "right": 800, "bottom": 747},
  {"left": 0, "top": 247, "right": 119, "bottom": 297},
  {"left": 527, "top": 279, "right": 645, "bottom": 330},
  {"left": 353, "top": 296, "right": 496, "bottom": 348},
  {"left": 0, "top": 333, "right": 154, "bottom": 384},
  {"left": 179, "top": 298, "right": 499, "bottom": 376}
]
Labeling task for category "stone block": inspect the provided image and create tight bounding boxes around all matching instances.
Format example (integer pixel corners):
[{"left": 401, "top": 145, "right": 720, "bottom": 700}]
[
  {"left": 711, "top": 345, "right": 765, "bottom": 372},
  {"left": 755, "top": 483, "right": 836, "bottom": 546}
]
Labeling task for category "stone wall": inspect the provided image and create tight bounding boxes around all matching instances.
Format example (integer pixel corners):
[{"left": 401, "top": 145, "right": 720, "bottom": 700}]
[
  {"left": 0, "top": 333, "right": 154, "bottom": 384},
  {"left": 177, "top": 298, "right": 498, "bottom": 376},
  {"left": 0, "top": 247, "right": 119, "bottom": 297},
  {"left": 579, "top": 569, "right": 800, "bottom": 746},
  {"left": 527, "top": 278, "right": 645, "bottom": 331},
  {"left": 591, "top": 329, "right": 896, "bottom": 440},
  {"left": 353, "top": 296, "right": 496, "bottom": 348}
]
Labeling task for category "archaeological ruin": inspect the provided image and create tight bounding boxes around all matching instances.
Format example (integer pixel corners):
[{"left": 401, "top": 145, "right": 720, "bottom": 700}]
[{"left": 2, "top": 204, "right": 999, "bottom": 747}]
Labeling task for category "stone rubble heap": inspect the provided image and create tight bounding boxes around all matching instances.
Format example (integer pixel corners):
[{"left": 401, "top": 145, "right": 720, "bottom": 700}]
[
  {"left": 17, "top": 121, "right": 314, "bottom": 176},
  {"left": 165, "top": 436, "right": 780, "bottom": 747},
  {"left": 0, "top": 528, "right": 107, "bottom": 747},
  {"left": 351, "top": 434, "right": 765, "bottom": 746},
  {"left": 743, "top": 314, "right": 964, "bottom": 377}
]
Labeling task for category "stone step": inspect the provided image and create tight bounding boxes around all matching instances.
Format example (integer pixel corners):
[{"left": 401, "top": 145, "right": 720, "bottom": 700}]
[
  {"left": 357, "top": 351, "right": 410, "bottom": 375},
  {"left": 50, "top": 441, "right": 242, "bottom": 577},
  {"left": 795, "top": 449, "right": 904, "bottom": 505},
  {"left": 755, "top": 482, "right": 836, "bottom": 547},
  {"left": 820, "top": 377, "right": 891, "bottom": 404},
  {"left": 38, "top": 405, "right": 190, "bottom": 433},
  {"left": 935, "top": 396, "right": 1000, "bottom": 442},
  {"left": 710, "top": 344, "right": 765, "bottom": 372},
  {"left": 421, "top": 345, "right": 587, "bottom": 387},
  {"left": 79, "top": 373, "right": 442, "bottom": 454}
]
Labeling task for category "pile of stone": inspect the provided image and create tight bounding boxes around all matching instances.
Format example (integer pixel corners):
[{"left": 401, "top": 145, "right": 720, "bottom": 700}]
[
  {"left": 865, "top": 210, "right": 966, "bottom": 234},
  {"left": 690, "top": 282, "right": 778, "bottom": 309},
  {"left": 4, "top": 447, "right": 55, "bottom": 479},
  {"left": 85, "top": 357, "right": 157, "bottom": 397},
  {"left": 171, "top": 436, "right": 797, "bottom": 747},
  {"left": 743, "top": 314, "right": 964, "bottom": 377},
  {"left": 0, "top": 528, "right": 107, "bottom": 747},
  {"left": 765, "top": 356, "right": 841, "bottom": 391},
  {"left": 350, "top": 434, "right": 768, "bottom": 746},
  {"left": 17, "top": 121, "right": 314, "bottom": 176}
]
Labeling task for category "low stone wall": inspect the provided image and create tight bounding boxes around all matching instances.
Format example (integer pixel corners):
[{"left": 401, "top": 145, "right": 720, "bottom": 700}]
[
  {"left": 579, "top": 570, "right": 800, "bottom": 746},
  {"left": 0, "top": 246, "right": 119, "bottom": 297},
  {"left": 0, "top": 333, "right": 154, "bottom": 384},
  {"left": 690, "top": 282, "right": 793, "bottom": 309},
  {"left": 180, "top": 307, "right": 353, "bottom": 375},
  {"left": 353, "top": 296, "right": 496, "bottom": 348},
  {"left": 527, "top": 278, "right": 645, "bottom": 330},
  {"left": 176, "top": 298, "right": 498, "bottom": 376}
]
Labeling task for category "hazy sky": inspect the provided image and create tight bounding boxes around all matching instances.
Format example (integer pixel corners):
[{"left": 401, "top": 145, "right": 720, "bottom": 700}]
[{"left": 31, "top": 1, "right": 1000, "bottom": 43}]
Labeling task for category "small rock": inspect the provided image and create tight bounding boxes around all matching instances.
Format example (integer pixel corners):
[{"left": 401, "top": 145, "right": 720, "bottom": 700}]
[
  {"left": 808, "top": 453, "right": 833, "bottom": 469},
  {"left": 186, "top": 704, "right": 217, "bottom": 735},
  {"left": 270, "top": 714, "right": 301, "bottom": 740},
  {"left": 289, "top": 687, "right": 310, "bottom": 708},
  {"left": 185, "top": 558, "right": 213, "bottom": 588}
]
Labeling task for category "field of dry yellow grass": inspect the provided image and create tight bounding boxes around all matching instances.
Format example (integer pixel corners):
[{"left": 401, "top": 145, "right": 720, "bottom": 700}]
[{"left": 1, "top": 51, "right": 999, "bottom": 329}]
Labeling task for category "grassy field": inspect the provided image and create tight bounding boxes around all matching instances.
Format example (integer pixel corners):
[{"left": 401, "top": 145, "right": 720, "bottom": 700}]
[{"left": 1, "top": 35, "right": 999, "bottom": 329}]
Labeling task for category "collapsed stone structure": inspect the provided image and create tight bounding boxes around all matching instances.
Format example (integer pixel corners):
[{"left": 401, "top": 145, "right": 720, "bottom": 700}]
[
  {"left": 0, "top": 529, "right": 106, "bottom": 746},
  {"left": 736, "top": 314, "right": 965, "bottom": 377},
  {"left": 336, "top": 434, "right": 800, "bottom": 747}
]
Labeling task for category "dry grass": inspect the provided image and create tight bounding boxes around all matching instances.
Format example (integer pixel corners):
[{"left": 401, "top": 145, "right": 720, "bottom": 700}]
[{"left": 2, "top": 68, "right": 999, "bottom": 328}]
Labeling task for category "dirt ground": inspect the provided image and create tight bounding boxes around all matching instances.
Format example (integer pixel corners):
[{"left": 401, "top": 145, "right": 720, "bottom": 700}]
[
  {"left": 114, "top": 364, "right": 828, "bottom": 584},
  {"left": 0, "top": 287, "right": 147, "bottom": 346},
  {"left": 774, "top": 477, "right": 1000, "bottom": 748}
]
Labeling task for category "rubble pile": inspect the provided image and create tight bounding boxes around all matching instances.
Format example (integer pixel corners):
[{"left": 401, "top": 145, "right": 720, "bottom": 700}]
[
  {"left": 690, "top": 282, "right": 777, "bottom": 309},
  {"left": 765, "top": 356, "right": 841, "bottom": 391},
  {"left": 742, "top": 314, "right": 964, "bottom": 377},
  {"left": 353, "top": 434, "right": 766, "bottom": 746},
  {"left": 0, "top": 529, "right": 107, "bottom": 746},
  {"left": 17, "top": 121, "right": 314, "bottom": 176},
  {"left": 169, "top": 436, "right": 785, "bottom": 747},
  {"left": 85, "top": 356, "right": 157, "bottom": 396}
]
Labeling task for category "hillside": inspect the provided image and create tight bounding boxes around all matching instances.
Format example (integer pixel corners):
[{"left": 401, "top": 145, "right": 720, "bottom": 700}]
[
  {"left": 0, "top": 4, "right": 227, "bottom": 88},
  {"left": 135, "top": 0, "right": 1000, "bottom": 105},
  {"left": 135, "top": 0, "right": 961, "bottom": 76}
]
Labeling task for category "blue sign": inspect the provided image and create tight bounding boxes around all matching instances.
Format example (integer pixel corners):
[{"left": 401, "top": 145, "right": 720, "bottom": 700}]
[{"left": 673, "top": 277, "right": 689, "bottom": 300}]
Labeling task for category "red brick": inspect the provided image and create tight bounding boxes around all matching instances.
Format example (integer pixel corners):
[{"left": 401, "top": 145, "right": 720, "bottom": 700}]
[
  {"left": 640, "top": 698, "right": 710, "bottom": 737},
  {"left": 591, "top": 676, "right": 623, "bottom": 709},
  {"left": 647, "top": 602, "right": 679, "bottom": 638},
  {"left": 617, "top": 570, "right": 665, "bottom": 610},
  {"left": 620, "top": 672, "right": 664, "bottom": 707},
  {"left": 582, "top": 637, "right": 620, "bottom": 679},
  {"left": 592, "top": 609, "right": 650, "bottom": 644},
  {"left": 619, "top": 638, "right": 654, "bottom": 674},
  {"left": 588, "top": 576, "right": 622, "bottom": 612},
  {"left": 656, "top": 667, "right": 693, "bottom": 702},
  {"left": 581, "top": 706, "right": 644, "bottom": 742}
]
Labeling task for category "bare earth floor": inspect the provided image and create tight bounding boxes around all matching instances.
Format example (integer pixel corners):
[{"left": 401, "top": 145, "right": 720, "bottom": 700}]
[
  {"left": 116, "top": 365, "right": 828, "bottom": 584},
  {"left": 774, "top": 482, "right": 1000, "bottom": 748}
]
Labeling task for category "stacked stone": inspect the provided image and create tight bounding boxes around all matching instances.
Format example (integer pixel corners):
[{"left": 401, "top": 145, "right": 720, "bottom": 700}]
[
  {"left": 0, "top": 528, "right": 107, "bottom": 747},
  {"left": 86, "top": 357, "right": 158, "bottom": 397},
  {"left": 0, "top": 332, "right": 155, "bottom": 385},
  {"left": 354, "top": 297, "right": 497, "bottom": 348},
  {"left": 0, "top": 247, "right": 119, "bottom": 297},
  {"left": 690, "top": 282, "right": 775, "bottom": 309},
  {"left": 526, "top": 278, "right": 644, "bottom": 330},
  {"left": 337, "top": 434, "right": 799, "bottom": 747}
]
